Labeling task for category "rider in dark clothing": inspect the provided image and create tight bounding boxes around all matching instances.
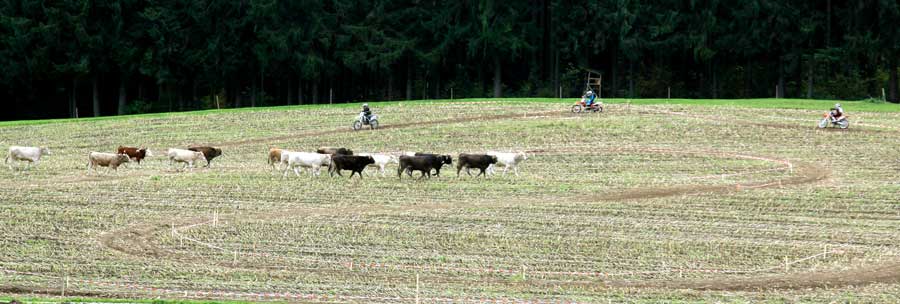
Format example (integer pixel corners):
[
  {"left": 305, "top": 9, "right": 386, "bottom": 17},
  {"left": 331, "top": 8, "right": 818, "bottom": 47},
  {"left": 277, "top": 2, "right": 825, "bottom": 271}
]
[{"left": 361, "top": 103, "right": 372, "bottom": 123}]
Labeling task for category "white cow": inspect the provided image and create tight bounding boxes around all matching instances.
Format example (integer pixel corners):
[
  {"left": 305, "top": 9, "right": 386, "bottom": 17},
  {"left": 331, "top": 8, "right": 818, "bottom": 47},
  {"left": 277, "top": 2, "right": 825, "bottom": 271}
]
[
  {"left": 356, "top": 153, "right": 399, "bottom": 177},
  {"left": 5, "top": 146, "right": 51, "bottom": 170},
  {"left": 486, "top": 151, "right": 528, "bottom": 176},
  {"left": 282, "top": 151, "right": 332, "bottom": 177},
  {"left": 165, "top": 148, "right": 205, "bottom": 171}
]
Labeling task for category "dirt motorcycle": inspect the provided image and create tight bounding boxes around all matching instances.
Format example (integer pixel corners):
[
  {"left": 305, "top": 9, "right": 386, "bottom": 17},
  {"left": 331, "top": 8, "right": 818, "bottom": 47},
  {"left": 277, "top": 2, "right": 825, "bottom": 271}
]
[
  {"left": 571, "top": 98, "right": 603, "bottom": 113},
  {"left": 817, "top": 112, "right": 849, "bottom": 129},
  {"left": 352, "top": 112, "right": 379, "bottom": 130}
]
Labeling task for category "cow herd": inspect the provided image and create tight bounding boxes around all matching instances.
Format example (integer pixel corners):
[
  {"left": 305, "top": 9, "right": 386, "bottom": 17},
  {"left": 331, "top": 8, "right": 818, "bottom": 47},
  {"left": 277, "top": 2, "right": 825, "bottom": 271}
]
[
  {"left": 274, "top": 147, "right": 528, "bottom": 179},
  {"left": 5, "top": 144, "right": 528, "bottom": 179}
]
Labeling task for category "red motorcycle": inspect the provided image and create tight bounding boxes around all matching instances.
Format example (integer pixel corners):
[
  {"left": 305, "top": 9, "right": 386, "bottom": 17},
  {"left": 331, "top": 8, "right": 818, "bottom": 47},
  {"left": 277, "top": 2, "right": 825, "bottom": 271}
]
[{"left": 571, "top": 98, "right": 603, "bottom": 113}]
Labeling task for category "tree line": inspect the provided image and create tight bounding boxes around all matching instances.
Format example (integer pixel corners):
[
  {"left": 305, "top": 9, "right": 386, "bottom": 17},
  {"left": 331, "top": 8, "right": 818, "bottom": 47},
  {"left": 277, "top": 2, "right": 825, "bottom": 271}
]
[{"left": 1, "top": 0, "right": 898, "bottom": 120}]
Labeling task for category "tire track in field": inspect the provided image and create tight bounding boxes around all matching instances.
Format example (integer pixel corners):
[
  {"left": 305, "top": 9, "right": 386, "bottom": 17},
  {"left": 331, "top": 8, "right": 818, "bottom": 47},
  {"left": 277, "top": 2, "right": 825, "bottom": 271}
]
[{"left": 638, "top": 107, "right": 897, "bottom": 135}]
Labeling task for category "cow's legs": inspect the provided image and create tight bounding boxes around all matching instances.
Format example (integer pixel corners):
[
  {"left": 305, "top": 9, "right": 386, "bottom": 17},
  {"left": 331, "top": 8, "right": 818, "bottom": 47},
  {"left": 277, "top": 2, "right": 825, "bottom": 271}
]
[
  {"left": 512, "top": 166, "right": 519, "bottom": 176},
  {"left": 294, "top": 167, "right": 302, "bottom": 177}
]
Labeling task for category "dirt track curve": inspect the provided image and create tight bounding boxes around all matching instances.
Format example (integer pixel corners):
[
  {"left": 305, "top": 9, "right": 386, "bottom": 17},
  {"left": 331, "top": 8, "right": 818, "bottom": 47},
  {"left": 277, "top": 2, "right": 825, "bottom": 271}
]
[{"left": 8, "top": 106, "right": 900, "bottom": 299}]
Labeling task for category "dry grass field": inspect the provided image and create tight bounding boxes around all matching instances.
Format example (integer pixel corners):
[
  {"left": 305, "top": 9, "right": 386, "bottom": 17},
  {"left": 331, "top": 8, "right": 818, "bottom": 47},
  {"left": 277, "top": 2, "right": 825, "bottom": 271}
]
[{"left": 1, "top": 99, "right": 899, "bottom": 303}]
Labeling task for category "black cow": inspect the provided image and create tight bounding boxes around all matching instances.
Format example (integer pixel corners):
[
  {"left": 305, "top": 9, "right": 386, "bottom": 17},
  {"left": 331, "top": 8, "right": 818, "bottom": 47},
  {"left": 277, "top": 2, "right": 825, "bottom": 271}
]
[
  {"left": 413, "top": 153, "right": 452, "bottom": 176},
  {"left": 187, "top": 146, "right": 222, "bottom": 167},
  {"left": 456, "top": 154, "right": 498, "bottom": 177},
  {"left": 317, "top": 147, "right": 354, "bottom": 155},
  {"left": 330, "top": 155, "right": 375, "bottom": 178},
  {"left": 398, "top": 155, "right": 442, "bottom": 179}
]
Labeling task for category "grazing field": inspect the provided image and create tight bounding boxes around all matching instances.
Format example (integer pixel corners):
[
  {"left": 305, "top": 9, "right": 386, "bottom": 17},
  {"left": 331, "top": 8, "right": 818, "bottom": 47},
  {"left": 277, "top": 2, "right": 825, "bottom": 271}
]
[{"left": 1, "top": 99, "right": 900, "bottom": 303}]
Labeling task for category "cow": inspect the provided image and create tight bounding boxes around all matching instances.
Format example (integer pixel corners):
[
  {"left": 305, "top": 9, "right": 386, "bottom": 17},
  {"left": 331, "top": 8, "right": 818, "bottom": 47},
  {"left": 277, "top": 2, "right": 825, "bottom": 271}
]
[
  {"left": 356, "top": 153, "right": 399, "bottom": 177},
  {"left": 268, "top": 147, "right": 291, "bottom": 170},
  {"left": 317, "top": 146, "right": 353, "bottom": 156},
  {"left": 413, "top": 153, "right": 452, "bottom": 176},
  {"left": 86, "top": 152, "right": 131, "bottom": 174},
  {"left": 456, "top": 153, "right": 498, "bottom": 177},
  {"left": 398, "top": 155, "right": 446, "bottom": 179},
  {"left": 5, "top": 146, "right": 51, "bottom": 170},
  {"left": 330, "top": 155, "right": 375, "bottom": 178},
  {"left": 117, "top": 146, "right": 152, "bottom": 164},
  {"left": 165, "top": 148, "right": 205, "bottom": 171},
  {"left": 281, "top": 151, "right": 332, "bottom": 177},
  {"left": 188, "top": 146, "right": 222, "bottom": 167},
  {"left": 487, "top": 151, "right": 529, "bottom": 176}
]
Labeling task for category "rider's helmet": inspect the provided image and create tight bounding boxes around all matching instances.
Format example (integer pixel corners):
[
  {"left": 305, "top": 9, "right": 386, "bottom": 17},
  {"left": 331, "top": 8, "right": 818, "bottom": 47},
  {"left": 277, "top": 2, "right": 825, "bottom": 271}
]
[
  {"left": 585, "top": 91, "right": 593, "bottom": 96},
  {"left": 834, "top": 103, "right": 841, "bottom": 108},
  {"left": 363, "top": 103, "right": 369, "bottom": 107}
]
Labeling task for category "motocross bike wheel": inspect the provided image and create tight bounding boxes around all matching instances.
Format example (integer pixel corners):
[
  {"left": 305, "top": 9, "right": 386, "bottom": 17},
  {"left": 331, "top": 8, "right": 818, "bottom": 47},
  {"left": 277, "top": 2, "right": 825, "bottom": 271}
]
[
  {"left": 836, "top": 119, "right": 849, "bottom": 129},
  {"left": 817, "top": 119, "right": 828, "bottom": 129},
  {"left": 352, "top": 120, "right": 363, "bottom": 131},
  {"left": 592, "top": 105, "right": 603, "bottom": 113},
  {"left": 571, "top": 105, "right": 584, "bottom": 113},
  {"left": 369, "top": 119, "right": 379, "bottom": 130}
]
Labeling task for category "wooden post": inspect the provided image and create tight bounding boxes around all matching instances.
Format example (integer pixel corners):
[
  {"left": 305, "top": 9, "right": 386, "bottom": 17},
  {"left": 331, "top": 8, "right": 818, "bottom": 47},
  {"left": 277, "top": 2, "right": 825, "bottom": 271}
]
[
  {"left": 668, "top": 87, "right": 671, "bottom": 99},
  {"left": 559, "top": 86, "right": 562, "bottom": 99},
  {"left": 883, "top": 88, "right": 887, "bottom": 101},
  {"left": 450, "top": 88, "right": 453, "bottom": 100},
  {"left": 215, "top": 95, "right": 221, "bottom": 109},
  {"left": 329, "top": 88, "right": 333, "bottom": 104},
  {"left": 415, "top": 273, "right": 420, "bottom": 304}
]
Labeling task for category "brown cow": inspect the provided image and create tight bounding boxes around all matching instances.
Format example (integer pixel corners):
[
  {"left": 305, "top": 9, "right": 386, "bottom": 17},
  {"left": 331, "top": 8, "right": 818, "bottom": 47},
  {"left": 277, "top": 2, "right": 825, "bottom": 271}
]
[
  {"left": 117, "top": 146, "right": 152, "bottom": 164},
  {"left": 268, "top": 147, "right": 289, "bottom": 170},
  {"left": 317, "top": 147, "right": 353, "bottom": 155},
  {"left": 188, "top": 146, "right": 222, "bottom": 167}
]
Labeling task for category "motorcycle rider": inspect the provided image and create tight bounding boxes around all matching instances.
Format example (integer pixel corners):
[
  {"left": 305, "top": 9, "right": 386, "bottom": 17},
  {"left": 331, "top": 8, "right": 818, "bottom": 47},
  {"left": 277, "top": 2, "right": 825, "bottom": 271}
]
[
  {"left": 361, "top": 103, "right": 372, "bottom": 123},
  {"left": 829, "top": 103, "right": 846, "bottom": 123},
  {"left": 582, "top": 90, "right": 596, "bottom": 107}
]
